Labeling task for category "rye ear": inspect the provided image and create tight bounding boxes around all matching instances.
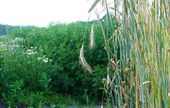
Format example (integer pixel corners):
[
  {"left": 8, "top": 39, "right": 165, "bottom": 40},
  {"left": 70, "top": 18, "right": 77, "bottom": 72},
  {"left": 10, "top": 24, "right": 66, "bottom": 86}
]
[{"left": 79, "top": 44, "right": 93, "bottom": 74}]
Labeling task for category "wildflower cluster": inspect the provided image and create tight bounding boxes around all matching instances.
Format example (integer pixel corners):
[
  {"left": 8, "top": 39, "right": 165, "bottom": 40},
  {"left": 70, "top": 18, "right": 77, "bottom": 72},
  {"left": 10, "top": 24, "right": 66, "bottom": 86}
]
[
  {"left": 23, "top": 47, "right": 38, "bottom": 56},
  {"left": 0, "top": 37, "right": 24, "bottom": 51},
  {"left": 37, "top": 55, "right": 52, "bottom": 63}
]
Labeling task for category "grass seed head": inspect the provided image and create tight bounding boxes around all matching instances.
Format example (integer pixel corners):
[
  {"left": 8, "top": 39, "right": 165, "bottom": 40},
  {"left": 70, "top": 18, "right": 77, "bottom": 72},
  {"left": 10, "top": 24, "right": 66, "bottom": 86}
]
[
  {"left": 79, "top": 45, "right": 93, "bottom": 74},
  {"left": 90, "top": 24, "right": 95, "bottom": 50}
]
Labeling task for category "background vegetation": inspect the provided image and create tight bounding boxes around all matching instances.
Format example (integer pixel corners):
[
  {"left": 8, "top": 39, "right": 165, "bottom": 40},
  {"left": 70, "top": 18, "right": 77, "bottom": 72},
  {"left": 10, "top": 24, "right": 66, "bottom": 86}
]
[
  {"left": 0, "top": 0, "right": 169, "bottom": 107},
  {"left": 0, "top": 24, "right": 35, "bottom": 36},
  {"left": 0, "top": 21, "right": 117, "bottom": 107}
]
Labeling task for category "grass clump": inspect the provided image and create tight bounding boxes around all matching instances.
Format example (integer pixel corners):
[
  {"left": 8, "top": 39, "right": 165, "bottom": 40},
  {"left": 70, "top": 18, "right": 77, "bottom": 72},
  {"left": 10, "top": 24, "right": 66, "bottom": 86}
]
[{"left": 85, "top": 0, "right": 170, "bottom": 107}]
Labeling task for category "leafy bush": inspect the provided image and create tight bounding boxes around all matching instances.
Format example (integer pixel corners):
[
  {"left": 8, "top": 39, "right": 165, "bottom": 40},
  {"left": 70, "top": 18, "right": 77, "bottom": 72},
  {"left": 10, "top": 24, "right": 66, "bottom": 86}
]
[{"left": 0, "top": 21, "right": 117, "bottom": 105}]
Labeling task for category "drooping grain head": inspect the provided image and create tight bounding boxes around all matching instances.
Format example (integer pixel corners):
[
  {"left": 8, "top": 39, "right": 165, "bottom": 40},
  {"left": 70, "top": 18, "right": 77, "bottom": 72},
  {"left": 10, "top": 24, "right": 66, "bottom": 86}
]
[
  {"left": 79, "top": 45, "right": 93, "bottom": 74},
  {"left": 90, "top": 24, "right": 95, "bottom": 50}
]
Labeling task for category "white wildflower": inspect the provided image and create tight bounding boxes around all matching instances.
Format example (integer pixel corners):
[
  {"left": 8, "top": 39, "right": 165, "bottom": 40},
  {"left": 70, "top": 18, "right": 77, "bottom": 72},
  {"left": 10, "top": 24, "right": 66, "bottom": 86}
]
[
  {"left": 0, "top": 42, "right": 6, "bottom": 48},
  {"left": 25, "top": 48, "right": 38, "bottom": 56},
  {"left": 37, "top": 55, "right": 52, "bottom": 63},
  {"left": 43, "top": 58, "right": 49, "bottom": 63},
  {"left": 11, "top": 37, "right": 24, "bottom": 44},
  {"left": 30, "top": 47, "right": 34, "bottom": 49},
  {"left": 26, "top": 49, "right": 34, "bottom": 55}
]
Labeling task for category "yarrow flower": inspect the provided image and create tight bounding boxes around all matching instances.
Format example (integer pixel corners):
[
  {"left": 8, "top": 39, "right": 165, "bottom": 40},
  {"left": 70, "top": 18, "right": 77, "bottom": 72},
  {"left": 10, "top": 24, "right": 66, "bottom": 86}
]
[
  {"left": 43, "top": 58, "right": 49, "bottom": 63},
  {"left": 26, "top": 49, "right": 37, "bottom": 55},
  {"left": 37, "top": 55, "right": 52, "bottom": 63}
]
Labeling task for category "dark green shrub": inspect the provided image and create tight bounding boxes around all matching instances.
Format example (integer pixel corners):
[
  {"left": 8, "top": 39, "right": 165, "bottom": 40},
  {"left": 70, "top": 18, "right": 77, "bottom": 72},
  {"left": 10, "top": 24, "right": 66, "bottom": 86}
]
[{"left": 1, "top": 21, "right": 117, "bottom": 104}]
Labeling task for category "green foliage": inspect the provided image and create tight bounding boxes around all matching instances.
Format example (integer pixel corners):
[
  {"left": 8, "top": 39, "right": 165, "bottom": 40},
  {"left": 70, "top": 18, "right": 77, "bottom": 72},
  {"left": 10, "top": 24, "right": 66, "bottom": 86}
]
[
  {"left": 0, "top": 24, "right": 12, "bottom": 36},
  {"left": 0, "top": 21, "right": 116, "bottom": 106},
  {"left": 0, "top": 24, "right": 35, "bottom": 36}
]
